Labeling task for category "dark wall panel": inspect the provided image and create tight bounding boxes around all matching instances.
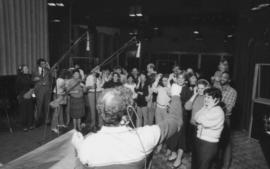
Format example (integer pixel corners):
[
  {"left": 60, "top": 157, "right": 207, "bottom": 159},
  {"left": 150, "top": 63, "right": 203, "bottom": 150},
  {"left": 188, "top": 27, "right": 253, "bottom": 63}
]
[{"left": 0, "top": 0, "right": 48, "bottom": 75}]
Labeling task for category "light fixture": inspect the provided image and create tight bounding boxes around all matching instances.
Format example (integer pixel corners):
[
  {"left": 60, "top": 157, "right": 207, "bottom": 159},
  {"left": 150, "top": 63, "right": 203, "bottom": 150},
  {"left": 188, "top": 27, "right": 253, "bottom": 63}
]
[
  {"left": 48, "top": 3, "right": 56, "bottom": 6},
  {"left": 154, "top": 27, "right": 159, "bottom": 30},
  {"left": 193, "top": 30, "right": 199, "bottom": 34},
  {"left": 136, "top": 6, "right": 143, "bottom": 17},
  {"left": 51, "top": 19, "right": 61, "bottom": 22},
  {"left": 129, "top": 5, "right": 143, "bottom": 17},
  {"left": 129, "top": 7, "right": 136, "bottom": 17},
  {"left": 136, "top": 13, "right": 143, "bottom": 17},
  {"left": 251, "top": 0, "right": 270, "bottom": 11},
  {"left": 56, "top": 3, "right": 64, "bottom": 7},
  {"left": 227, "top": 34, "right": 233, "bottom": 38}
]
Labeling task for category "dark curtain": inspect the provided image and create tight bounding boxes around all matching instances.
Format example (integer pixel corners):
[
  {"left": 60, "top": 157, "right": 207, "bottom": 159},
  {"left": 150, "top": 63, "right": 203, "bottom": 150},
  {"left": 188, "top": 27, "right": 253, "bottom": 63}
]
[{"left": 0, "top": 0, "right": 48, "bottom": 75}]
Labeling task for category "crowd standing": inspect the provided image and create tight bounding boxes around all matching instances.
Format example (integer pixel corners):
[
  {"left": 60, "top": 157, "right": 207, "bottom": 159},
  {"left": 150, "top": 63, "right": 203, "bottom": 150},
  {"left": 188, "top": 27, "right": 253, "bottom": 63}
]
[{"left": 15, "top": 58, "right": 237, "bottom": 169}]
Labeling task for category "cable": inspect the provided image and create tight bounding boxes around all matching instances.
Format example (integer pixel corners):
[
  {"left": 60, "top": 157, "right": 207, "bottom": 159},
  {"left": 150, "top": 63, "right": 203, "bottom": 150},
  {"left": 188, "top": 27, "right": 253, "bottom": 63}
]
[{"left": 126, "top": 105, "right": 148, "bottom": 169}]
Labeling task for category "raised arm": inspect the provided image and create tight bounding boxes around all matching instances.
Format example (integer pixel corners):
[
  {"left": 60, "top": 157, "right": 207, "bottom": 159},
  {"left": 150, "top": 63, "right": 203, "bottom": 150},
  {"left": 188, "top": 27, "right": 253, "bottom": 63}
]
[{"left": 158, "top": 84, "right": 183, "bottom": 144}]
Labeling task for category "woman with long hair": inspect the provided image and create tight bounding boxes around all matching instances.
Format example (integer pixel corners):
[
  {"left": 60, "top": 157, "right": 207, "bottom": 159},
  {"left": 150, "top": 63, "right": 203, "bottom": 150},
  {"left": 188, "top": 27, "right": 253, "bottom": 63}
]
[
  {"left": 102, "top": 72, "right": 122, "bottom": 89},
  {"left": 135, "top": 72, "right": 149, "bottom": 127}
]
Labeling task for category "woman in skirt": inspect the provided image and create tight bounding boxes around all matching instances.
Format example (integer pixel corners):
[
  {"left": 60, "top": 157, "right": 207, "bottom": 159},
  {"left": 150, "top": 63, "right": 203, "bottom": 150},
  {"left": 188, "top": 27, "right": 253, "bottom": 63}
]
[{"left": 67, "top": 69, "right": 86, "bottom": 131}]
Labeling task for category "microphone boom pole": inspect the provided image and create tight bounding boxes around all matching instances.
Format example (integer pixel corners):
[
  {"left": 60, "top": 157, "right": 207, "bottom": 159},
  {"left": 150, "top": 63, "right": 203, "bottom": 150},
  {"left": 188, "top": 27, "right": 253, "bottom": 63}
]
[{"left": 91, "top": 36, "right": 137, "bottom": 72}]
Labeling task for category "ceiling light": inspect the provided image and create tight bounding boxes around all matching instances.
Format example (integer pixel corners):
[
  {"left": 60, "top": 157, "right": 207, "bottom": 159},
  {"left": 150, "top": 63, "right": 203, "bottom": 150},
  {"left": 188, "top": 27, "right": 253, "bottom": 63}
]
[
  {"left": 129, "top": 5, "right": 143, "bottom": 17},
  {"left": 251, "top": 6, "right": 260, "bottom": 11},
  {"left": 193, "top": 30, "right": 199, "bottom": 34},
  {"left": 154, "top": 27, "right": 159, "bottom": 30},
  {"left": 258, "top": 3, "right": 270, "bottom": 8},
  {"left": 251, "top": 0, "right": 270, "bottom": 11},
  {"left": 227, "top": 34, "right": 233, "bottom": 38},
  {"left": 56, "top": 3, "right": 64, "bottom": 7},
  {"left": 48, "top": 3, "right": 56, "bottom": 6},
  {"left": 51, "top": 19, "right": 61, "bottom": 22},
  {"left": 136, "top": 6, "right": 143, "bottom": 17},
  {"left": 129, "top": 7, "right": 136, "bottom": 17}
]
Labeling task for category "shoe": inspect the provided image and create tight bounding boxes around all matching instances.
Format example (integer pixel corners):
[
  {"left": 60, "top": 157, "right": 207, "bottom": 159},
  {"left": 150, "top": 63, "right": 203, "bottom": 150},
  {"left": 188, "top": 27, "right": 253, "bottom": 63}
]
[
  {"left": 51, "top": 128, "right": 59, "bottom": 134},
  {"left": 172, "top": 158, "right": 182, "bottom": 169}
]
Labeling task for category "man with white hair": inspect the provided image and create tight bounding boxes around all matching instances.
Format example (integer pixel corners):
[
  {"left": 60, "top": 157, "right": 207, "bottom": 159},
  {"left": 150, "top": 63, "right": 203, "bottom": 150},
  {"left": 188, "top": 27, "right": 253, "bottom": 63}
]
[{"left": 72, "top": 84, "right": 183, "bottom": 169}]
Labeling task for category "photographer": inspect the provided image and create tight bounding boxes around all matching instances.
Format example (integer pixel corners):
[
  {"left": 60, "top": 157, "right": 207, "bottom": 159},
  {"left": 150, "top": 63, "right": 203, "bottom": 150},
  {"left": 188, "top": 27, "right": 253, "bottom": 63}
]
[{"left": 72, "top": 84, "right": 183, "bottom": 169}]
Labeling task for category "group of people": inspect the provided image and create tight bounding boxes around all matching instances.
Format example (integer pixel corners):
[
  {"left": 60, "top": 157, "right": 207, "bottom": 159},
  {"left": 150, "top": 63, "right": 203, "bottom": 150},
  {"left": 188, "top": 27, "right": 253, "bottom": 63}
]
[{"left": 15, "top": 57, "right": 237, "bottom": 169}]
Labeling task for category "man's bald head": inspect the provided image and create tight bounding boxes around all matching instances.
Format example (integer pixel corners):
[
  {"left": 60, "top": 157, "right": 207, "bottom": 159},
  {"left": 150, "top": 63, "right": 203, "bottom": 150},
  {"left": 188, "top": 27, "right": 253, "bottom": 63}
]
[{"left": 97, "top": 87, "right": 133, "bottom": 126}]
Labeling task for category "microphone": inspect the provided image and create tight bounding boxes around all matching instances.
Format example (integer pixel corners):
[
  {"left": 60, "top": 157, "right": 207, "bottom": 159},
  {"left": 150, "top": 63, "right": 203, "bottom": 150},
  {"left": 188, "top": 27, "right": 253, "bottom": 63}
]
[
  {"left": 136, "top": 41, "right": 141, "bottom": 58},
  {"left": 86, "top": 31, "right": 90, "bottom": 51}
]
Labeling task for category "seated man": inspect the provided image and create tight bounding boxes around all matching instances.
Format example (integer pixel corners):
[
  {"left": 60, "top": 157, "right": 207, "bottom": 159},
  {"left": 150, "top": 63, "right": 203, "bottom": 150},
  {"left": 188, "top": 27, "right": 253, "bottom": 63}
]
[{"left": 72, "top": 85, "right": 183, "bottom": 169}]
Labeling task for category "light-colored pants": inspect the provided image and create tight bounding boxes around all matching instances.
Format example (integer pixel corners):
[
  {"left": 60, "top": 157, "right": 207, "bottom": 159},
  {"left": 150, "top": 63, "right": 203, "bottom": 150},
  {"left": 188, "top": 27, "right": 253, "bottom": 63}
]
[
  {"left": 51, "top": 105, "right": 64, "bottom": 129},
  {"left": 51, "top": 95, "right": 64, "bottom": 129},
  {"left": 155, "top": 106, "right": 167, "bottom": 124},
  {"left": 136, "top": 106, "right": 148, "bottom": 127},
  {"left": 87, "top": 92, "right": 101, "bottom": 127},
  {"left": 147, "top": 101, "right": 156, "bottom": 125}
]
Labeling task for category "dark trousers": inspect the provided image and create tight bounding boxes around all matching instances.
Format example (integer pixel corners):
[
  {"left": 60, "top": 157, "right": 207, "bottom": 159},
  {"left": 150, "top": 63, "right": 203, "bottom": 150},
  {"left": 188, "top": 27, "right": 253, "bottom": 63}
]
[
  {"left": 192, "top": 137, "right": 218, "bottom": 169},
  {"left": 35, "top": 86, "right": 51, "bottom": 125},
  {"left": 187, "top": 124, "right": 197, "bottom": 151},
  {"left": 218, "top": 117, "right": 232, "bottom": 169},
  {"left": 167, "top": 113, "right": 187, "bottom": 152},
  {"left": 19, "top": 98, "right": 34, "bottom": 128}
]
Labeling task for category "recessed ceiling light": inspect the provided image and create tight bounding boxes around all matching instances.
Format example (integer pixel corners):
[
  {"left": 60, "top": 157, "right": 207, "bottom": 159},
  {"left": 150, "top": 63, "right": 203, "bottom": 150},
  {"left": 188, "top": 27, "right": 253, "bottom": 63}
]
[
  {"left": 129, "top": 13, "right": 136, "bottom": 17},
  {"left": 51, "top": 19, "right": 61, "bottom": 22},
  {"left": 193, "top": 30, "right": 199, "bottom": 34},
  {"left": 227, "top": 34, "right": 233, "bottom": 38},
  {"left": 48, "top": 3, "right": 56, "bottom": 6},
  {"left": 154, "top": 27, "right": 159, "bottom": 30},
  {"left": 56, "top": 3, "right": 64, "bottom": 7},
  {"left": 136, "top": 13, "right": 143, "bottom": 17}
]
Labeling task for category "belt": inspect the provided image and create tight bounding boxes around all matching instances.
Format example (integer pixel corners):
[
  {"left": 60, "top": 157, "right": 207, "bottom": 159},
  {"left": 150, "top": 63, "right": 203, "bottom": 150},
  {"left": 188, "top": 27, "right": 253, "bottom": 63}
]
[{"left": 157, "top": 103, "right": 168, "bottom": 108}]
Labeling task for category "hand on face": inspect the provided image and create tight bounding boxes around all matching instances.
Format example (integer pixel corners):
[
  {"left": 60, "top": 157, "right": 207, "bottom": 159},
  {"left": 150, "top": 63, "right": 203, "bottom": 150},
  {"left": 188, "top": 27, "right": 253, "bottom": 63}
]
[{"left": 204, "top": 94, "right": 219, "bottom": 109}]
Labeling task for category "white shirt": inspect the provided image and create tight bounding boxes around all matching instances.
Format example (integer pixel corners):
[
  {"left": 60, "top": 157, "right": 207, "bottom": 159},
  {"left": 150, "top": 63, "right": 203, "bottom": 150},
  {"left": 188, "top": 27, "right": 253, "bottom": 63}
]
[
  {"left": 194, "top": 106, "right": 224, "bottom": 142},
  {"left": 53, "top": 78, "right": 65, "bottom": 94},
  {"left": 73, "top": 125, "right": 160, "bottom": 167},
  {"left": 38, "top": 67, "right": 44, "bottom": 76},
  {"left": 124, "top": 83, "right": 137, "bottom": 99},
  {"left": 85, "top": 74, "right": 103, "bottom": 92},
  {"left": 78, "top": 69, "right": 85, "bottom": 80},
  {"left": 155, "top": 86, "right": 171, "bottom": 107}
]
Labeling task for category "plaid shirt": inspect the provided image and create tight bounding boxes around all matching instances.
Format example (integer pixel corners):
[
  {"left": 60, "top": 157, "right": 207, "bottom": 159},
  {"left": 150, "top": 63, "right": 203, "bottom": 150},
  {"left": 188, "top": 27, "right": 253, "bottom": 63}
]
[{"left": 221, "top": 85, "right": 237, "bottom": 117}]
